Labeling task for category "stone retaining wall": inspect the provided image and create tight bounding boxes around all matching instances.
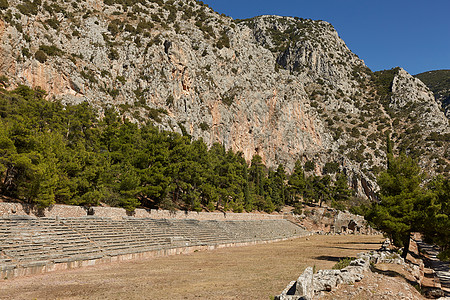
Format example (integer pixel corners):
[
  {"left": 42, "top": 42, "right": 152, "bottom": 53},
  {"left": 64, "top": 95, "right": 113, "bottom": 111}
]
[{"left": 0, "top": 202, "right": 283, "bottom": 220}]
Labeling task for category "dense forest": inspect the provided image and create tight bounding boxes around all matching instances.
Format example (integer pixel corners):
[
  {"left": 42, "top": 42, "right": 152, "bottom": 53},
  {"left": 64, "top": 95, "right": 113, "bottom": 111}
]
[{"left": 0, "top": 83, "right": 354, "bottom": 213}]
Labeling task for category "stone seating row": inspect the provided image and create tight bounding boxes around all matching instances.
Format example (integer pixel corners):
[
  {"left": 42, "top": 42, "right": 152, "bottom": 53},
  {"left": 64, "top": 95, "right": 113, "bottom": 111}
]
[{"left": 0, "top": 216, "right": 306, "bottom": 275}]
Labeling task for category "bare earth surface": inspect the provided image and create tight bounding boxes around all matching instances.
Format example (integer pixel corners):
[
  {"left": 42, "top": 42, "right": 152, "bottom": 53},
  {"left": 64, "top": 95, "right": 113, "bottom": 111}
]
[{"left": 0, "top": 234, "right": 424, "bottom": 300}]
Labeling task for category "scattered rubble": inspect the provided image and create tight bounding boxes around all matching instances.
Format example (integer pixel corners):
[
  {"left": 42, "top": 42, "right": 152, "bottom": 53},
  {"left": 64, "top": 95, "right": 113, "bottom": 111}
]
[{"left": 275, "top": 239, "right": 447, "bottom": 299}]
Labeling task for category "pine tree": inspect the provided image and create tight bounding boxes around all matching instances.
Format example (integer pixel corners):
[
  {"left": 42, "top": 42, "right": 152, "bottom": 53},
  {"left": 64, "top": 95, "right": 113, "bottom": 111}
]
[
  {"left": 367, "top": 154, "right": 423, "bottom": 258},
  {"left": 421, "top": 176, "right": 450, "bottom": 260},
  {"left": 288, "top": 160, "right": 305, "bottom": 203},
  {"left": 269, "top": 164, "right": 287, "bottom": 209},
  {"left": 332, "top": 173, "right": 352, "bottom": 210},
  {"left": 249, "top": 155, "right": 265, "bottom": 197}
]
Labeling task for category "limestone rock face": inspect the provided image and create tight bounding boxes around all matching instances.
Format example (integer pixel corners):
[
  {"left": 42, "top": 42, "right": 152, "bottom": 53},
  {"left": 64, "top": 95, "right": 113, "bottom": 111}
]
[
  {"left": 415, "top": 70, "right": 450, "bottom": 118},
  {"left": 391, "top": 68, "right": 435, "bottom": 108},
  {"left": 0, "top": 0, "right": 448, "bottom": 190},
  {"left": 391, "top": 68, "right": 448, "bottom": 132},
  {"left": 244, "top": 15, "right": 365, "bottom": 85}
]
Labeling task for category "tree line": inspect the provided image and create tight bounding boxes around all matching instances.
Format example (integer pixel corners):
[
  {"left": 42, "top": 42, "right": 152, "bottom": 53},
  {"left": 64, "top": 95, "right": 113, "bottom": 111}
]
[{"left": 0, "top": 84, "right": 354, "bottom": 213}]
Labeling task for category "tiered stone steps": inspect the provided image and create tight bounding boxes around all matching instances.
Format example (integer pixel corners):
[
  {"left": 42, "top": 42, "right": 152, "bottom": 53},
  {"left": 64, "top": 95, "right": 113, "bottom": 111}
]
[
  {"left": 0, "top": 217, "right": 104, "bottom": 268},
  {"left": 0, "top": 215, "right": 308, "bottom": 278}
]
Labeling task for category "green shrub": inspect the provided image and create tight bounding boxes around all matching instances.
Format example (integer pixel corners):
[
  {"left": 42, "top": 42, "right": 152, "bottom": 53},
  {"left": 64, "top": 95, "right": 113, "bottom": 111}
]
[
  {"left": 107, "top": 20, "right": 121, "bottom": 35},
  {"left": 17, "top": 1, "right": 39, "bottom": 16},
  {"left": 148, "top": 108, "right": 167, "bottom": 123},
  {"left": 108, "top": 88, "right": 119, "bottom": 98},
  {"left": 304, "top": 160, "right": 315, "bottom": 172},
  {"left": 108, "top": 49, "right": 120, "bottom": 60},
  {"left": 80, "top": 70, "right": 97, "bottom": 84},
  {"left": 39, "top": 44, "right": 62, "bottom": 56},
  {"left": 351, "top": 127, "right": 360, "bottom": 138},
  {"left": 331, "top": 200, "right": 346, "bottom": 211},
  {"left": 148, "top": 108, "right": 162, "bottom": 122},
  {"left": 216, "top": 32, "right": 230, "bottom": 49},
  {"left": 323, "top": 162, "right": 339, "bottom": 174},
  {"left": 124, "top": 24, "right": 135, "bottom": 33},
  {"left": 34, "top": 50, "right": 47, "bottom": 63},
  {"left": 0, "top": 0, "right": 8, "bottom": 10},
  {"left": 0, "top": 75, "right": 9, "bottom": 87},
  {"left": 177, "top": 122, "right": 191, "bottom": 139},
  {"left": 293, "top": 202, "right": 303, "bottom": 215},
  {"left": 166, "top": 95, "right": 174, "bottom": 106},
  {"left": 221, "top": 95, "right": 234, "bottom": 106},
  {"left": 137, "top": 20, "right": 153, "bottom": 33},
  {"left": 21, "top": 47, "right": 31, "bottom": 58},
  {"left": 332, "top": 257, "right": 354, "bottom": 269},
  {"left": 199, "top": 122, "right": 209, "bottom": 131},
  {"left": 46, "top": 17, "right": 59, "bottom": 30},
  {"left": 151, "top": 14, "right": 161, "bottom": 23},
  {"left": 116, "top": 75, "right": 126, "bottom": 84}
]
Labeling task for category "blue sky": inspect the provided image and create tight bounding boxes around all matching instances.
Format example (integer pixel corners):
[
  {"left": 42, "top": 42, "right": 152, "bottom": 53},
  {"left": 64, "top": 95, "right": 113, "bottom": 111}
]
[{"left": 203, "top": 0, "right": 450, "bottom": 75}]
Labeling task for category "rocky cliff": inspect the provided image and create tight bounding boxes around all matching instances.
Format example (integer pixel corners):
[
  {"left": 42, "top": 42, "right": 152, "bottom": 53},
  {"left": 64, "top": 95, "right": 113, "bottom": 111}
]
[{"left": 0, "top": 0, "right": 448, "bottom": 197}]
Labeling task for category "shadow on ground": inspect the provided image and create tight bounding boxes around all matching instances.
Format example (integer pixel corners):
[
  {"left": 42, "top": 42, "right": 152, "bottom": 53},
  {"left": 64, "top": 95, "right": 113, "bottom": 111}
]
[
  {"left": 326, "top": 246, "right": 380, "bottom": 251},
  {"left": 370, "top": 265, "right": 417, "bottom": 287},
  {"left": 338, "top": 241, "right": 382, "bottom": 245},
  {"left": 314, "top": 255, "right": 345, "bottom": 262}
]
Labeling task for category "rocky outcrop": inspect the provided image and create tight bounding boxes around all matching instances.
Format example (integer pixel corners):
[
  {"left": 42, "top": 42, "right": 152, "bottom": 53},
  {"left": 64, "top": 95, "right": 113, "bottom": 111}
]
[
  {"left": 275, "top": 245, "right": 423, "bottom": 300},
  {"left": 415, "top": 70, "right": 450, "bottom": 118},
  {"left": 0, "top": 0, "right": 448, "bottom": 185},
  {"left": 275, "top": 259, "right": 367, "bottom": 300},
  {"left": 391, "top": 68, "right": 448, "bottom": 133}
]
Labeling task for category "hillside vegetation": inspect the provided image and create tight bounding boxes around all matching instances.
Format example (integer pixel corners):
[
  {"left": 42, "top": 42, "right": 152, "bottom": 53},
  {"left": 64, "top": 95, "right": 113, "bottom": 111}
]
[
  {"left": 0, "top": 85, "right": 355, "bottom": 213},
  {"left": 0, "top": 0, "right": 447, "bottom": 197}
]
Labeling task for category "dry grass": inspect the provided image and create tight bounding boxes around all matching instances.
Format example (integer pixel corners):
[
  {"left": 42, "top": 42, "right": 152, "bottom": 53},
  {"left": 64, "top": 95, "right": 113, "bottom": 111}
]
[{"left": 0, "top": 235, "right": 384, "bottom": 300}]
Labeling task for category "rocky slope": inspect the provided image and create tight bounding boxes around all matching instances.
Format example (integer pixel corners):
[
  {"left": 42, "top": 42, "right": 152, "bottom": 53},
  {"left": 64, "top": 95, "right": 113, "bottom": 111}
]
[
  {"left": 0, "top": 0, "right": 448, "bottom": 198},
  {"left": 415, "top": 69, "right": 450, "bottom": 118}
]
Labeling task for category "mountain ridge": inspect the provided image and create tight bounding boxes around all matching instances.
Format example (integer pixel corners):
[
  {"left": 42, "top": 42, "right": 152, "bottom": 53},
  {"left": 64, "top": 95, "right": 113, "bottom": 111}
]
[{"left": 0, "top": 0, "right": 448, "bottom": 199}]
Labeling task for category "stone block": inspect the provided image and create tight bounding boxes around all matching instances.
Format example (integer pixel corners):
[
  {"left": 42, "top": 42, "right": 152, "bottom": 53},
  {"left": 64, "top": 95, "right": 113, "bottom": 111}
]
[
  {"left": 349, "top": 257, "right": 370, "bottom": 271},
  {"left": 313, "top": 269, "right": 343, "bottom": 292},
  {"left": 295, "top": 267, "right": 314, "bottom": 299}
]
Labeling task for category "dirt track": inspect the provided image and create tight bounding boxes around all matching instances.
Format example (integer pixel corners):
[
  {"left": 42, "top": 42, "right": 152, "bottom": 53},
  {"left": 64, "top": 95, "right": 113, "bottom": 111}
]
[{"left": 0, "top": 235, "right": 386, "bottom": 299}]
